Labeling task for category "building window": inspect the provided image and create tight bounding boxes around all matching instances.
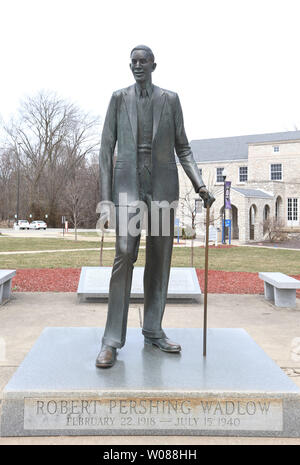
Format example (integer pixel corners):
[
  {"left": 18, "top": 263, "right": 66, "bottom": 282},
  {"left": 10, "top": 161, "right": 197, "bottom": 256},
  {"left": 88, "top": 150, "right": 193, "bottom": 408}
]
[
  {"left": 288, "top": 198, "right": 298, "bottom": 221},
  {"left": 270, "top": 163, "right": 282, "bottom": 181},
  {"left": 216, "top": 167, "right": 224, "bottom": 183},
  {"left": 239, "top": 166, "right": 248, "bottom": 182},
  {"left": 273, "top": 146, "right": 280, "bottom": 152}
]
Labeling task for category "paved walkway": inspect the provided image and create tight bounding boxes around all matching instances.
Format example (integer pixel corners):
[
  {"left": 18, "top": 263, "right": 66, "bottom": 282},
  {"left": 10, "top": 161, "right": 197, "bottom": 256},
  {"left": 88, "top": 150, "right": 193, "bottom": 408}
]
[
  {"left": 0, "top": 292, "right": 300, "bottom": 444},
  {"left": 0, "top": 248, "right": 104, "bottom": 255}
]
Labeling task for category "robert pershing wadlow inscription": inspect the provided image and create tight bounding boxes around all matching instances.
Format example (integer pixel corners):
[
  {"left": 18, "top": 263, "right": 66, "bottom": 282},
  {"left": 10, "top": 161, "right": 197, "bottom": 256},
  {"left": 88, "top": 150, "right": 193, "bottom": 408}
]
[
  {"left": 96, "top": 44, "right": 215, "bottom": 368},
  {"left": 24, "top": 397, "right": 283, "bottom": 431}
]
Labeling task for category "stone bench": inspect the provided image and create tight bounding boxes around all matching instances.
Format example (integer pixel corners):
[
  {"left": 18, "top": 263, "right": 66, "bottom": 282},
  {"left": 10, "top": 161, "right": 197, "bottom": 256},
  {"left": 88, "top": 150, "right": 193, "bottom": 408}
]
[
  {"left": 0, "top": 270, "right": 16, "bottom": 305},
  {"left": 259, "top": 272, "right": 300, "bottom": 308}
]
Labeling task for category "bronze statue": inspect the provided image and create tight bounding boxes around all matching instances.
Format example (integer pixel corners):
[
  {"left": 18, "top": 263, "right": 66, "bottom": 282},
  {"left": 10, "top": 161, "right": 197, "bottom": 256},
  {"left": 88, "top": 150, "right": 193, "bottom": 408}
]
[{"left": 96, "top": 45, "right": 214, "bottom": 368}]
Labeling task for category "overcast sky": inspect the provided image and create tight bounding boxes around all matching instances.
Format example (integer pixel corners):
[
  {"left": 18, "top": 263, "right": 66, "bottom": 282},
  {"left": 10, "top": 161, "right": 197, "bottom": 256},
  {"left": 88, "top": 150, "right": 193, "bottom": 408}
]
[{"left": 1, "top": 0, "right": 300, "bottom": 140}]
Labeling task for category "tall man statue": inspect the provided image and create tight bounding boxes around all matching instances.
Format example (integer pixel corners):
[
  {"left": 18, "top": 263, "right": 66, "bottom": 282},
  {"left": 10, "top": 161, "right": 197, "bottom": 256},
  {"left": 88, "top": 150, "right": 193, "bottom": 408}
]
[{"left": 96, "top": 45, "right": 214, "bottom": 368}]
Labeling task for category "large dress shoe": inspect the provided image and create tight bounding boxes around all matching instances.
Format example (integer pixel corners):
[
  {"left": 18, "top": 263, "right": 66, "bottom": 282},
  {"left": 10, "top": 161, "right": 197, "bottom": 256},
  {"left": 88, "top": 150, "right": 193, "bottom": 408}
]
[
  {"left": 144, "top": 336, "right": 181, "bottom": 353},
  {"left": 95, "top": 344, "right": 117, "bottom": 368}
]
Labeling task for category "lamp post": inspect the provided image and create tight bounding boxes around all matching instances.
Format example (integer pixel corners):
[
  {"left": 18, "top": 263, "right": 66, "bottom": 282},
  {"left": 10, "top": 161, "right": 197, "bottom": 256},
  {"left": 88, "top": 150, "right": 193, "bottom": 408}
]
[
  {"left": 16, "top": 143, "right": 22, "bottom": 225},
  {"left": 222, "top": 168, "right": 227, "bottom": 244}
]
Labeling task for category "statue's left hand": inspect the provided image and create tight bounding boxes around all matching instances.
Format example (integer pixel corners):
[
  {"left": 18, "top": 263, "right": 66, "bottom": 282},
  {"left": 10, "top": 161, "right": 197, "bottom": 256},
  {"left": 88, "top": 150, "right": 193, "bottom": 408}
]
[{"left": 198, "top": 186, "right": 215, "bottom": 208}]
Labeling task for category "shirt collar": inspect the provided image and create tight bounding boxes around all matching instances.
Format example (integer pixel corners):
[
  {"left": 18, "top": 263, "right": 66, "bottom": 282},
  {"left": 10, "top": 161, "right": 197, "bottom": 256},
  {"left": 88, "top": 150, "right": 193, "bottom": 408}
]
[{"left": 135, "top": 82, "right": 153, "bottom": 98}]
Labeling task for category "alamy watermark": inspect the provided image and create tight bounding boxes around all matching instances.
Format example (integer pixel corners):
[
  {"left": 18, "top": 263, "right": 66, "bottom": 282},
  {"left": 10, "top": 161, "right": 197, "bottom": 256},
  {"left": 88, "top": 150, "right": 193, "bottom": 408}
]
[{"left": 96, "top": 193, "right": 178, "bottom": 237}]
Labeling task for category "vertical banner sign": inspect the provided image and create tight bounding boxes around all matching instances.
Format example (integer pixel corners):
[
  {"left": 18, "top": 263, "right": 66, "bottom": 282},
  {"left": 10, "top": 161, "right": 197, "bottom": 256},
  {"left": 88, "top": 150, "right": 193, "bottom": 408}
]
[{"left": 225, "top": 181, "right": 231, "bottom": 209}]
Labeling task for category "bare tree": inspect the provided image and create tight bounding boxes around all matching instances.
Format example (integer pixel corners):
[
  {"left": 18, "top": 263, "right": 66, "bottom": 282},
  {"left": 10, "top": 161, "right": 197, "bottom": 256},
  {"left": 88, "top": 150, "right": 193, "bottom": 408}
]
[
  {"left": 262, "top": 218, "right": 287, "bottom": 242},
  {"left": 64, "top": 174, "right": 89, "bottom": 240},
  {"left": 5, "top": 91, "right": 100, "bottom": 226},
  {"left": 0, "top": 147, "right": 14, "bottom": 222}
]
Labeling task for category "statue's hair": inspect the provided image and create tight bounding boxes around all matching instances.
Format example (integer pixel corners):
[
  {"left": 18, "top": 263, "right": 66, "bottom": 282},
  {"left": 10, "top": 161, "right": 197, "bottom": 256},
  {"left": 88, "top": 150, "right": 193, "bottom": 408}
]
[{"left": 130, "top": 45, "right": 155, "bottom": 62}]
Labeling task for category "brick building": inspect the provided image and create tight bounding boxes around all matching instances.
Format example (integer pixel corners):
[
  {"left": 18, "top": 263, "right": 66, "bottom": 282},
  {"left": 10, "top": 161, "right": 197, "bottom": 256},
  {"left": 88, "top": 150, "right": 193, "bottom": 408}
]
[{"left": 178, "top": 130, "right": 300, "bottom": 242}]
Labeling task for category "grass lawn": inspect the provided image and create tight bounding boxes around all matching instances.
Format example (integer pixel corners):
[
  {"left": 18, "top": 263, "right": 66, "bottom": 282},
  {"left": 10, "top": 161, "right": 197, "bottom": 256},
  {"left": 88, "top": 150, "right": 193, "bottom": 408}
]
[
  {"left": 171, "top": 246, "right": 300, "bottom": 274},
  {"left": 0, "top": 244, "right": 299, "bottom": 274},
  {"left": 0, "top": 237, "right": 116, "bottom": 252}
]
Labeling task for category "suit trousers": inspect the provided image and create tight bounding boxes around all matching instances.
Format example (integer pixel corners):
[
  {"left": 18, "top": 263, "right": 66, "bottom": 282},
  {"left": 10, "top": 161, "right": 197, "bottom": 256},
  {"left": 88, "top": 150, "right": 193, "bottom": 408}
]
[{"left": 102, "top": 164, "right": 175, "bottom": 348}]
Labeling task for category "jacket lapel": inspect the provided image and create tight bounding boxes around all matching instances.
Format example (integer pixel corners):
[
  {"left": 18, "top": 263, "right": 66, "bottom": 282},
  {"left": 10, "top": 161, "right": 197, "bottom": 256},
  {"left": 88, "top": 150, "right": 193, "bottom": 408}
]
[
  {"left": 152, "top": 85, "right": 165, "bottom": 142},
  {"left": 123, "top": 84, "right": 165, "bottom": 145},
  {"left": 123, "top": 85, "right": 137, "bottom": 145}
]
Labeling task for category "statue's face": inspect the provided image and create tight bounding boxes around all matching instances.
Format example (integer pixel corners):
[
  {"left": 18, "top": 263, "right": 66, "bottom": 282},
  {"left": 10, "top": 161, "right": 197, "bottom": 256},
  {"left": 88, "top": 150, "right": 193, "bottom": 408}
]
[{"left": 130, "top": 49, "right": 156, "bottom": 84}]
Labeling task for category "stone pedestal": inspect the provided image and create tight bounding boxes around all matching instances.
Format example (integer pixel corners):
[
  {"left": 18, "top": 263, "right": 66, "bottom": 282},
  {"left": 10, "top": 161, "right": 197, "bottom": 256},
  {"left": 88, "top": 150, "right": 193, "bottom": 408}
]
[
  {"left": 1, "top": 328, "right": 300, "bottom": 437},
  {"left": 77, "top": 267, "right": 201, "bottom": 302}
]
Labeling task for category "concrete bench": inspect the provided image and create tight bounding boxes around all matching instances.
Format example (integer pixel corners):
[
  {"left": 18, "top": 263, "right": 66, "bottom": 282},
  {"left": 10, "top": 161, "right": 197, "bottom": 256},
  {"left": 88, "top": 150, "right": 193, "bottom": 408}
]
[
  {"left": 259, "top": 272, "right": 300, "bottom": 308},
  {"left": 0, "top": 270, "right": 16, "bottom": 305}
]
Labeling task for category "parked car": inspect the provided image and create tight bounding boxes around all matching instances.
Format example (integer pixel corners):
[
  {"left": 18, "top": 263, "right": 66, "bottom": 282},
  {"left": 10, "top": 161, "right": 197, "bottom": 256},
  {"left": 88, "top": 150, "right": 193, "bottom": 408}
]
[
  {"left": 29, "top": 220, "right": 47, "bottom": 230},
  {"left": 13, "top": 220, "right": 30, "bottom": 230}
]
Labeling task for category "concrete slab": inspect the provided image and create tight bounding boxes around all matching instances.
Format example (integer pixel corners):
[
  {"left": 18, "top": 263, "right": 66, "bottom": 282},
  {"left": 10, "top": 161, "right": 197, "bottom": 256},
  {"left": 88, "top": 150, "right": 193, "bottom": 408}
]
[
  {"left": 0, "top": 270, "right": 16, "bottom": 305},
  {"left": 259, "top": 272, "right": 300, "bottom": 289},
  {"left": 77, "top": 267, "right": 201, "bottom": 302},
  {"left": 1, "top": 327, "right": 300, "bottom": 437},
  {"left": 259, "top": 272, "right": 300, "bottom": 308}
]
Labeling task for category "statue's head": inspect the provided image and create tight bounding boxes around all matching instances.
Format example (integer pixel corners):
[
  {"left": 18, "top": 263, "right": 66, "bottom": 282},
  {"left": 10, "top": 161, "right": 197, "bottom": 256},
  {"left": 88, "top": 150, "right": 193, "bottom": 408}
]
[{"left": 130, "top": 45, "right": 156, "bottom": 85}]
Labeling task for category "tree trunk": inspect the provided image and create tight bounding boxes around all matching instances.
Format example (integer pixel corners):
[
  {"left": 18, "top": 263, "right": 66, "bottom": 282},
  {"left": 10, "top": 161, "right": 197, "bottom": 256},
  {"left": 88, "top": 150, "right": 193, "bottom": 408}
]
[
  {"left": 191, "top": 238, "right": 194, "bottom": 267},
  {"left": 74, "top": 213, "right": 78, "bottom": 241}
]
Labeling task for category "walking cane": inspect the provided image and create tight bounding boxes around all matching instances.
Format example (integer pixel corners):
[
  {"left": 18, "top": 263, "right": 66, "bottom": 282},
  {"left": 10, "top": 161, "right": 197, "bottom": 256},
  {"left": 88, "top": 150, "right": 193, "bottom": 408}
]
[
  {"left": 203, "top": 194, "right": 215, "bottom": 356},
  {"left": 203, "top": 204, "right": 210, "bottom": 356}
]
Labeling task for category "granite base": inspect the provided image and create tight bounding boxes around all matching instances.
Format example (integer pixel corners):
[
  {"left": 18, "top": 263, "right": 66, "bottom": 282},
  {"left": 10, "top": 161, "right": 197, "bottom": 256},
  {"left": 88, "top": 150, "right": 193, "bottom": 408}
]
[{"left": 1, "top": 328, "right": 300, "bottom": 437}]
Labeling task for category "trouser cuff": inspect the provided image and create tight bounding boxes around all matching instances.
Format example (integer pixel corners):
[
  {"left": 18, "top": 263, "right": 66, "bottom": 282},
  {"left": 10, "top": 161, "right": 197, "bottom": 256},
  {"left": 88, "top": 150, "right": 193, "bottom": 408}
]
[
  {"left": 102, "top": 336, "right": 124, "bottom": 349},
  {"left": 142, "top": 328, "right": 166, "bottom": 339}
]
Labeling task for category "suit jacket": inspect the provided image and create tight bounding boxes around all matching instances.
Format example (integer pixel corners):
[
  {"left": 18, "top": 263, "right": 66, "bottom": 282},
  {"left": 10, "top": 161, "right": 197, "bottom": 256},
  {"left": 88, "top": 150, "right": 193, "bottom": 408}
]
[{"left": 100, "top": 84, "right": 204, "bottom": 205}]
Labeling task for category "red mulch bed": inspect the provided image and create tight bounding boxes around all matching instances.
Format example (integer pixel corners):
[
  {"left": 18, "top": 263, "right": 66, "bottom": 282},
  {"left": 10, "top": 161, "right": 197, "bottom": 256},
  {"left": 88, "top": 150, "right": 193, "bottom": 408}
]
[
  {"left": 11, "top": 268, "right": 300, "bottom": 296},
  {"left": 196, "top": 269, "right": 264, "bottom": 294},
  {"left": 12, "top": 268, "right": 81, "bottom": 292}
]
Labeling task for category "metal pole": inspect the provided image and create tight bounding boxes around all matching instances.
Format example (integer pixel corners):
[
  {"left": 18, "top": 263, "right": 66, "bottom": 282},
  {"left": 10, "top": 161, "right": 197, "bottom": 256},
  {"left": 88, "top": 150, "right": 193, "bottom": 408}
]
[
  {"left": 203, "top": 205, "right": 210, "bottom": 356},
  {"left": 16, "top": 147, "right": 20, "bottom": 224},
  {"left": 223, "top": 178, "right": 226, "bottom": 244}
]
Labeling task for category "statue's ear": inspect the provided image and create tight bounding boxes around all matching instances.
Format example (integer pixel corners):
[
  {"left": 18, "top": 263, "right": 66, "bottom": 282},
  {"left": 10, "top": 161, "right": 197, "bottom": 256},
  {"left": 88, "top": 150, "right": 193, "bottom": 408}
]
[{"left": 152, "top": 62, "right": 157, "bottom": 72}]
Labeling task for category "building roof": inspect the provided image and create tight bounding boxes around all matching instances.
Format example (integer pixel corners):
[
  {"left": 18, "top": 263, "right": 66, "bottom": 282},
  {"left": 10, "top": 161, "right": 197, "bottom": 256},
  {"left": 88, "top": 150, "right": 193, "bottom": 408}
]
[
  {"left": 190, "top": 130, "right": 300, "bottom": 163},
  {"left": 232, "top": 187, "right": 274, "bottom": 199}
]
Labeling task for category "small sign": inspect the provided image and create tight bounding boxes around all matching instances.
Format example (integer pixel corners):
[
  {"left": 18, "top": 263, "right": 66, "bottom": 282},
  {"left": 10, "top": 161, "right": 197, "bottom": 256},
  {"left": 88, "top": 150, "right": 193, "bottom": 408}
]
[
  {"left": 195, "top": 199, "right": 202, "bottom": 213},
  {"left": 225, "top": 219, "right": 231, "bottom": 227},
  {"left": 174, "top": 218, "right": 180, "bottom": 227},
  {"left": 205, "top": 225, "right": 218, "bottom": 245},
  {"left": 209, "top": 225, "right": 217, "bottom": 241}
]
